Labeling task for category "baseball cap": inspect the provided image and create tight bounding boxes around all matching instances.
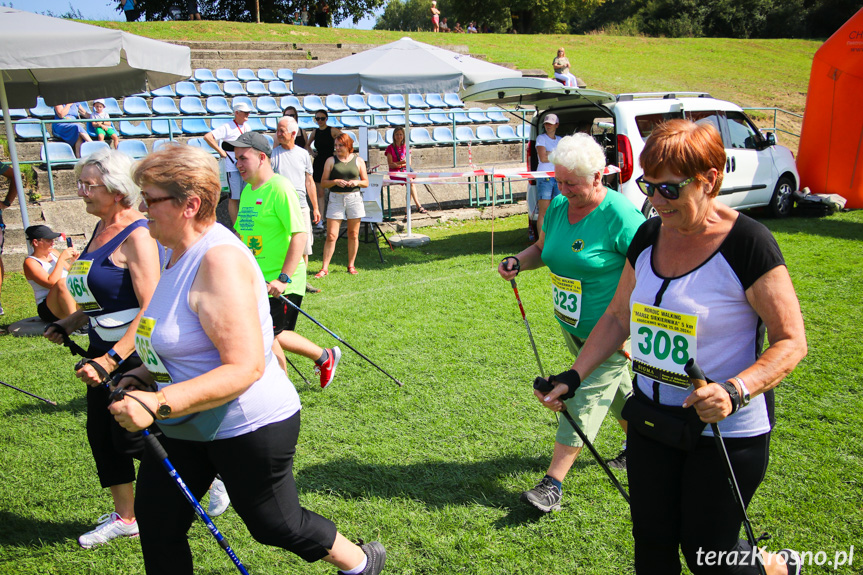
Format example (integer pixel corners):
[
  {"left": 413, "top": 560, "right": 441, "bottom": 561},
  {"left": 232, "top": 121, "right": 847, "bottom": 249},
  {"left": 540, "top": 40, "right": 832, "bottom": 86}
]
[
  {"left": 222, "top": 131, "right": 272, "bottom": 156},
  {"left": 232, "top": 101, "right": 253, "bottom": 113},
  {"left": 25, "top": 225, "right": 62, "bottom": 241},
  {"left": 93, "top": 98, "right": 106, "bottom": 106},
  {"left": 543, "top": 113, "right": 559, "bottom": 125}
]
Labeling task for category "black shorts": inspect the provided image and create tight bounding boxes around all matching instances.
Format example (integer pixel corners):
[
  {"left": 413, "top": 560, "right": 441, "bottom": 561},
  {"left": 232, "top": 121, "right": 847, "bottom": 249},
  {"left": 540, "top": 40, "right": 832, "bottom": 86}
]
[
  {"left": 37, "top": 299, "right": 60, "bottom": 323},
  {"left": 268, "top": 293, "right": 303, "bottom": 335}
]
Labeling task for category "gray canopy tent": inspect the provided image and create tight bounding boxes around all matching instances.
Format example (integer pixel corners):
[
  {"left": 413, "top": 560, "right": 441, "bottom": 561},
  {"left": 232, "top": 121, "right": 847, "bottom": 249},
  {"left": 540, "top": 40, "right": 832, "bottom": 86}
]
[
  {"left": 0, "top": 8, "right": 191, "bottom": 228},
  {"left": 293, "top": 37, "right": 521, "bottom": 238}
]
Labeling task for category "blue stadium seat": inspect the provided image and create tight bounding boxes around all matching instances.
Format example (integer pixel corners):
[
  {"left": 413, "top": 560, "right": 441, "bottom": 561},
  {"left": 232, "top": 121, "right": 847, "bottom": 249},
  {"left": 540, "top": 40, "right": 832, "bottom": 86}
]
[
  {"left": 443, "top": 93, "right": 464, "bottom": 108},
  {"left": 175, "top": 81, "right": 200, "bottom": 97},
  {"left": 237, "top": 69, "right": 258, "bottom": 82},
  {"left": 123, "top": 97, "right": 152, "bottom": 116},
  {"left": 119, "top": 120, "right": 152, "bottom": 137},
  {"left": 409, "top": 113, "right": 431, "bottom": 126},
  {"left": 267, "top": 81, "right": 291, "bottom": 95},
  {"left": 132, "top": 90, "right": 150, "bottom": 98},
  {"left": 366, "top": 129, "right": 381, "bottom": 148},
  {"left": 344, "top": 131, "right": 358, "bottom": 149},
  {"left": 194, "top": 69, "right": 217, "bottom": 82},
  {"left": 40, "top": 142, "right": 77, "bottom": 166},
  {"left": 325, "top": 95, "right": 349, "bottom": 113},
  {"left": 516, "top": 124, "right": 527, "bottom": 139},
  {"left": 103, "top": 98, "right": 123, "bottom": 117},
  {"left": 186, "top": 137, "right": 206, "bottom": 149},
  {"left": 206, "top": 96, "right": 232, "bottom": 115},
  {"left": 327, "top": 117, "right": 343, "bottom": 129},
  {"left": 486, "top": 106, "right": 509, "bottom": 123},
  {"left": 298, "top": 116, "right": 316, "bottom": 131},
  {"left": 78, "top": 101, "right": 92, "bottom": 116},
  {"left": 265, "top": 114, "right": 280, "bottom": 131},
  {"left": 476, "top": 125, "right": 499, "bottom": 142},
  {"left": 179, "top": 97, "right": 207, "bottom": 115},
  {"left": 29, "top": 98, "right": 54, "bottom": 119},
  {"left": 182, "top": 118, "right": 210, "bottom": 135},
  {"left": 383, "top": 129, "right": 394, "bottom": 146},
  {"left": 408, "top": 94, "right": 429, "bottom": 109},
  {"left": 263, "top": 133, "right": 274, "bottom": 149},
  {"left": 497, "top": 124, "right": 519, "bottom": 141},
  {"left": 467, "top": 108, "right": 491, "bottom": 123},
  {"left": 232, "top": 96, "right": 255, "bottom": 112},
  {"left": 210, "top": 118, "right": 231, "bottom": 130},
  {"left": 152, "top": 119, "right": 182, "bottom": 137},
  {"left": 455, "top": 126, "right": 475, "bottom": 143},
  {"left": 14, "top": 121, "right": 45, "bottom": 140},
  {"left": 340, "top": 114, "right": 369, "bottom": 128},
  {"left": 223, "top": 81, "right": 246, "bottom": 96},
  {"left": 256, "top": 96, "right": 280, "bottom": 115},
  {"left": 152, "top": 139, "right": 173, "bottom": 152},
  {"left": 409, "top": 127, "right": 433, "bottom": 145},
  {"left": 117, "top": 139, "right": 149, "bottom": 159},
  {"left": 451, "top": 109, "right": 471, "bottom": 124},
  {"left": 384, "top": 112, "right": 405, "bottom": 126},
  {"left": 246, "top": 117, "right": 267, "bottom": 132},
  {"left": 277, "top": 69, "right": 294, "bottom": 82},
  {"left": 433, "top": 126, "right": 454, "bottom": 144},
  {"left": 347, "top": 94, "right": 369, "bottom": 112},
  {"left": 152, "top": 97, "right": 180, "bottom": 115},
  {"left": 151, "top": 85, "right": 176, "bottom": 97},
  {"left": 200, "top": 82, "right": 224, "bottom": 97},
  {"left": 3, "top": 108, "right": 28, "bottom": 119},
  {"left": 425, "top": 93, "right": 446, "bottom": 108},
  {"left": 216, "top": 69, "right": 239, "bottom": 82},
  {"left": 258, "top": 69, "right": 277, "bottom": 82},
  {"left": 280, "top": 95, "right": 304, "bottom": 111},
  {"left": 367, "top": 94, "right": 390, "bottom": 111},
  {"left": 303, "top": 95, "right": 325, "bottom": 113},
  {"left": 80, "top": 141, "right": 111, "bottom": 157},
  {"left": 387, "top": 94, "right": 406, "bottom": 109},
  {"left": 427, "top": 109, "right": 452, "bottom": 125},
  {"left": 246, "top": 81, "right": 268, "bottom": 96}
]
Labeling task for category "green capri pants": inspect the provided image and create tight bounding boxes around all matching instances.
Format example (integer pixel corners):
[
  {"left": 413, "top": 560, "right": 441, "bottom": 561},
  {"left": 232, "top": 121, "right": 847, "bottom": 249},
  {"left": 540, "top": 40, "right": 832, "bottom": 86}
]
[{"left": 556, "top": 325, "right": 632, "bottom": 447}]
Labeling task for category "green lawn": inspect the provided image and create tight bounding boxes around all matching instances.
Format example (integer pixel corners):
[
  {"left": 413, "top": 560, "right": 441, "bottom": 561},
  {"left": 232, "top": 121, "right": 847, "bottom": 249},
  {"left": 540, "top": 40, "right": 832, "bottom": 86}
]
[{"left": 0, "top": 209, "right": 860, "bottom": 574}]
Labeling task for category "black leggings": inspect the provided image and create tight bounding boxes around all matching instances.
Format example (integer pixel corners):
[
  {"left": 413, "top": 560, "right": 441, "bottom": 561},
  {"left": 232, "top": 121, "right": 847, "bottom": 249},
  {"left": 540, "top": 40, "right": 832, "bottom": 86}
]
[
  {"left": 136, "top": 412, "right": 337, "bottom": 574},
  {"left": 627, "top": 426, "right": 770, "bottom": 574}
]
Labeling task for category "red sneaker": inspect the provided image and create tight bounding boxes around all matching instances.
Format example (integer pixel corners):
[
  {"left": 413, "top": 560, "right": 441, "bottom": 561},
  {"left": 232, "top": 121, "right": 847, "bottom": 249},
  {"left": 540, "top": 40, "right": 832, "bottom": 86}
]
[{"left": 315, "top": 347, "right": 341, "bottom": 389}]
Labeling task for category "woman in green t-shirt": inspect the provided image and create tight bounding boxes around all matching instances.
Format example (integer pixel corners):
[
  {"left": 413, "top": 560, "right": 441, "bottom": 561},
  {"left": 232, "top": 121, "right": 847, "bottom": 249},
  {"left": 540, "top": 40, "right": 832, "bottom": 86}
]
[{"left": 498, "top": 133, "right": 645, "bottom": 513}]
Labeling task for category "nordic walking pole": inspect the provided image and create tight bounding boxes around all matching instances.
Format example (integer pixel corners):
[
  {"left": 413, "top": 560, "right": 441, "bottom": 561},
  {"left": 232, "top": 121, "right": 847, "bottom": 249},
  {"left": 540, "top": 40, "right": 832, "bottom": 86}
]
[
  {"left": 279, "top": 295, "right": 403, "bottom": 387},
  {"left": 510, "top": 278, "right": 545, "bottom": 378},
  {"left": 108, "top": 386, "right": 251, "bottom": 575},
  {"left": 534, "top": 376, "right": 630, "bottom": 504},
  {"left": 284, "top": 355, "right": 312, "bottom": 386},
  {"left": 684, "top": 359, "right": 768, "bottom": 575},
  {"left": 0, "top": 380, "right": 58, "bottom": 406}
]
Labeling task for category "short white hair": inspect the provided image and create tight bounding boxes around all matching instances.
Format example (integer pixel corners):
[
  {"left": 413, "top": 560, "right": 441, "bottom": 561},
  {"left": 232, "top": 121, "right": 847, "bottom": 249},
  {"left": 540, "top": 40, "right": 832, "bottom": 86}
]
[
  {"left": 278, "top": 115, "right": 298, "bottom": 135},
  {"left": 549, "top": 133, "right": 606, "bottom": 178},
  {"left": 75, "top": 148, "right": 140, "bottom": 208}
]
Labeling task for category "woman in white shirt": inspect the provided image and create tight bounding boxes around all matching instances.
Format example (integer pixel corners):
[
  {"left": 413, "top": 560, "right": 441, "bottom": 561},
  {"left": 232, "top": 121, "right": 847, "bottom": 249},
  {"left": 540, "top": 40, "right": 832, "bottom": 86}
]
[
  {"left": 535, "top": 113, "right": 563, "bottom": 235},
  {"left": 22, "top": 225, "right": 77, "bottom": 323}
]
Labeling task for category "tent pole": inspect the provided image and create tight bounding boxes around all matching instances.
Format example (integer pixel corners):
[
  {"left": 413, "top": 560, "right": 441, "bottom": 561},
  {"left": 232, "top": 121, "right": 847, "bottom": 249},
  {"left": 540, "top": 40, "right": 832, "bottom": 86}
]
[
  {"left": 404, "top": 94, "right": 412, "bottom": 237},
  {"left": 0, "top": 74, "right": 30, "bottom": 229}
]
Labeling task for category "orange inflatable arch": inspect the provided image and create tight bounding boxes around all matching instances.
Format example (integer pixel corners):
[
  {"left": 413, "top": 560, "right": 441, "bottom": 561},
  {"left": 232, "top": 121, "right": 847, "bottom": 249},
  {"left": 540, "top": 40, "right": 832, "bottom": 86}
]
[{"left": 797, "top": 7, "right": 863, "bottom": 208}]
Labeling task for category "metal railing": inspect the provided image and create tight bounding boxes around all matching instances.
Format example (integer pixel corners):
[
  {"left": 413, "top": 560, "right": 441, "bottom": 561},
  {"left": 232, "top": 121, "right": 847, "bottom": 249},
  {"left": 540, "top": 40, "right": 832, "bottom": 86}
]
[{"left": 742, "top": 107, "right": 802, "bottom": 140}]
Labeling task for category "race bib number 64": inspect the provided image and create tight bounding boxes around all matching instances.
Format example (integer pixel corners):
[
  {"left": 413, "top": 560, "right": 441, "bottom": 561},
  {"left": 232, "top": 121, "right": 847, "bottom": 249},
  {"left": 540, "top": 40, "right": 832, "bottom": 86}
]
[{"left": 630, "top": 302, "right": 697, "bottom": 388}]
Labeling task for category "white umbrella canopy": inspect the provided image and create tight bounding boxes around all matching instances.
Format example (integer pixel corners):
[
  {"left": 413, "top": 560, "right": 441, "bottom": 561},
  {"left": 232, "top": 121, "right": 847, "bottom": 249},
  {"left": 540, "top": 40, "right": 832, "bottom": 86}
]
[
  {"left": 0, "top": 8, "right": 192, "bottom": 227},
  {"left": 293, "top": 37, "right": 521, "bottom": 237}
]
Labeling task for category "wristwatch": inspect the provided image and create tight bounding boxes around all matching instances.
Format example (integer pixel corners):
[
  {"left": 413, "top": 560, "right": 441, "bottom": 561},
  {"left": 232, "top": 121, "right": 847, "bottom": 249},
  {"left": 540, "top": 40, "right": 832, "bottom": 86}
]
[
  {"left": 277, "top": 272, "right": 292, "bottom": 284},
  {"left": 733, "top": 377, "right": 751, "bottom": 407},
  {"left": 106, "top": 348, "right": 124, "bottom": 366},
  {"left": 155, "top": 390, "right": 172, "bottom": 420}
]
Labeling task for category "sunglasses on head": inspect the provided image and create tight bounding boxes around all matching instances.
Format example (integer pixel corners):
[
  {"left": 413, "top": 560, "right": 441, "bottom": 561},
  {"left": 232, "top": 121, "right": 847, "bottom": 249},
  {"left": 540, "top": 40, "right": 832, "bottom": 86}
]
[{"left": 635, "top": 175, "right": 697, "bottom": 200}]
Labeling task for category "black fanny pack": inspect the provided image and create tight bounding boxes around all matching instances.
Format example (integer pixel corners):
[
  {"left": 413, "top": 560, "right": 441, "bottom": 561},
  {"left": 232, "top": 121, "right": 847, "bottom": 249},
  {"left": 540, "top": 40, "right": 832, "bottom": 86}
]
[{"left": 622, "top": 386, "right": 707, "bottom": 451}]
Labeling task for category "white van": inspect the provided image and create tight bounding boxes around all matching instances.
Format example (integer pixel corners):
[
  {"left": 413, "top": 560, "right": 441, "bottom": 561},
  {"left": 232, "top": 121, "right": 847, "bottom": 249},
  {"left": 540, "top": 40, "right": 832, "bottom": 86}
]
[{"left": 461, "top": 78, "right": 799, "bottom": 221}]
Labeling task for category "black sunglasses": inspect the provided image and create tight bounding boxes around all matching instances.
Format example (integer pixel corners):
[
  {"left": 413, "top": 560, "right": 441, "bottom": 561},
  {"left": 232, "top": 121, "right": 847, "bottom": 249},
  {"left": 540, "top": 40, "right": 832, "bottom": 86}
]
[
  {"left": 635, "top": 175, "right": 696, "bottom": 200},
  {"left": 315, "top": 116, "right": 327, "bottom": 121}
]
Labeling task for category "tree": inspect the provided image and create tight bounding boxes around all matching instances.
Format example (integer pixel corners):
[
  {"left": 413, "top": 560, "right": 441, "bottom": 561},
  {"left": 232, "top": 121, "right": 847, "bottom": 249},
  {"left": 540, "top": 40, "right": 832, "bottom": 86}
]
[{"left": 127, "top": 0, "right": 385, "bottom": 24}]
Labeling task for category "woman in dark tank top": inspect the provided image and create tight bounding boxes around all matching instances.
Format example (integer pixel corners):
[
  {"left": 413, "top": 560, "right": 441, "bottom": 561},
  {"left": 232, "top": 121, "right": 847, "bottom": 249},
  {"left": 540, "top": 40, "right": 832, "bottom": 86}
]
[{"left": 306, "top": 109, "right": 341, "bottom": 230}]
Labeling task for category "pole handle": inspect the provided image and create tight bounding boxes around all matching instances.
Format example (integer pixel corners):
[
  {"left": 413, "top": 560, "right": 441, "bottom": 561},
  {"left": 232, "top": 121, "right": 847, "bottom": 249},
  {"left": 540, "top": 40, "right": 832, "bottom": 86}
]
[{"left": 684, "top": 358, "right": 708, "bottom": 389}]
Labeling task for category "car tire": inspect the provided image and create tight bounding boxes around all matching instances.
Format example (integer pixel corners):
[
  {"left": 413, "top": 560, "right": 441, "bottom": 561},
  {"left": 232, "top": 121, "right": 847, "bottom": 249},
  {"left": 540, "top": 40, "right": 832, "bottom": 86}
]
[
  {"left": 641, "top": 199, "right": 658, "bottom": 219},
  {"left": 769, "top": 175, "right": 794, "bottom": 218}
]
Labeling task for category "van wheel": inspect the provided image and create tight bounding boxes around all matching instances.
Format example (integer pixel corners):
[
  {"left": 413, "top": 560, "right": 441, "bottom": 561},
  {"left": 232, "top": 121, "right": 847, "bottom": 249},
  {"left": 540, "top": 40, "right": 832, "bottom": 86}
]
[
  {"left": 642, "top": 200, "right": 658, "bottom": 219},
  {"left": 770, "top": 176, "right": 794, "bottom": 218}
]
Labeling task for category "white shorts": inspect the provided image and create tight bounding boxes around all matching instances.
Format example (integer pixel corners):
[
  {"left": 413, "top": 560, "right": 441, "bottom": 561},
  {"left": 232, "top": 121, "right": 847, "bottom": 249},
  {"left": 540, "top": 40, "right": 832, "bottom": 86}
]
[
  {"left": 299, "top": 202, "right": 313, "bottom": 255},
  {"left": 326, "top": 191, "right": 365, "bottom": 221},
  {"left": 227, "top": 171, "right": 245, "bottom": 200}
]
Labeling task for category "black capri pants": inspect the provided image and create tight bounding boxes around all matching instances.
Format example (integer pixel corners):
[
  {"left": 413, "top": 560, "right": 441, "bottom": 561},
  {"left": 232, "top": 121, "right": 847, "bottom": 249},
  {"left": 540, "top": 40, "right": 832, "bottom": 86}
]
[
  {"left": 627, "top": 426, "right": 771, "bottom": 574},
  {"left": 136, "top": 411, "right": 337, "bottom": 574}
]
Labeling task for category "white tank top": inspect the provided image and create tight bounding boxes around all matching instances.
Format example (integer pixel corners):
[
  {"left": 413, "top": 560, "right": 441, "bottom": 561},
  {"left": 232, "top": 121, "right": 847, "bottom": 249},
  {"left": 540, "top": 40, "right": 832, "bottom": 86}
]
[
  {"left": 138, "top": 224, "right": 299, "bottom": 441},
  {"left": 27, "top": 253, "right": 65, "bottom": 304}
]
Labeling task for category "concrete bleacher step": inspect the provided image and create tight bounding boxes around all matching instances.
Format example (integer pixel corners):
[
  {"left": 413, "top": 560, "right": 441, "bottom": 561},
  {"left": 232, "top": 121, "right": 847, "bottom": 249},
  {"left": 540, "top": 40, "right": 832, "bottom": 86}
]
[
  {"left": 191, "top": 49, "right": 324, "bottom": 61},
  {"left": 191, "top": 59, "right": 330, "bottom": 72}
]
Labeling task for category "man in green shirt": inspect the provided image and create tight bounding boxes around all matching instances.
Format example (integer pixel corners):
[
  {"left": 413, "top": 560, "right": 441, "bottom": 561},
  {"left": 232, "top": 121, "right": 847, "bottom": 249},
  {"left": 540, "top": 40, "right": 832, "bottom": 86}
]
[{"left": 225, "top": 132, "right": 340, "bottom": 388}]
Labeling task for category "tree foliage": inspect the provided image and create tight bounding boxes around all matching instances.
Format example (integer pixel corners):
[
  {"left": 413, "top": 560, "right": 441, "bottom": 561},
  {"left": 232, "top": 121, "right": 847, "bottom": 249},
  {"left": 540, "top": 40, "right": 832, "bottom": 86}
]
[{"left": 125, "top": 0, "right": 385, "bottom": 25}]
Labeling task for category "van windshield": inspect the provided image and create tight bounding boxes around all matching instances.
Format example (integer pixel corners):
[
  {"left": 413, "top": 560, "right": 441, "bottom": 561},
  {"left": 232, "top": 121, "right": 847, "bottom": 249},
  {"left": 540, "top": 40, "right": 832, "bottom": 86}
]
[{"left": 635, "top": 112, "right": 682, "bottom": 138}]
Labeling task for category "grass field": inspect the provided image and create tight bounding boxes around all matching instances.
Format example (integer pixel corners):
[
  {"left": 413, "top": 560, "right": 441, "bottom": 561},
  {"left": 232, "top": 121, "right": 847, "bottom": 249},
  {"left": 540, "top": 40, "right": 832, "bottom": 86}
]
[{"left": 0, "top": 209, "right": 860, "bottom": 574}]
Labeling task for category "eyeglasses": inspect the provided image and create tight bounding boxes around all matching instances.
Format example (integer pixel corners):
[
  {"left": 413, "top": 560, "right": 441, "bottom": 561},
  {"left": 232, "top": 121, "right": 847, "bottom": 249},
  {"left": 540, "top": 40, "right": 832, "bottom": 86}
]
[
  {"left": 635, "top": 175, "right": 697, "bottom": 200},
  {"left": 140, "top": 194, "right": 175, "bottom": 208},
  {"left": 77, "top": 180, "right": 107, "bottom": 195},
  {"left": 315, "top": 116, "right": 327, "bottom": 121}
]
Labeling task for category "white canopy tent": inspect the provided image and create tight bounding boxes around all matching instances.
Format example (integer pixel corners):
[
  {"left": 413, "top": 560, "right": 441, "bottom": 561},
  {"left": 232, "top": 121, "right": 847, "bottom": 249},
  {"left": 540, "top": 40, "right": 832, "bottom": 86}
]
[
  {"left": 293, "top": 37, "right": 521, "bottom": 237},
  {"left": 0, "top": 8, "right": 191, "bottom": 228}
]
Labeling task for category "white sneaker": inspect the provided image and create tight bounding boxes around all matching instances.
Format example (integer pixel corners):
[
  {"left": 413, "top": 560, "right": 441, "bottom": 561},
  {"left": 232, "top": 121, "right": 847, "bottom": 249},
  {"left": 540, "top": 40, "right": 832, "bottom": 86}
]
[
  {"left": 78, "top": 512, "right": 139, "bottom": 548},
  {"left": 207, "top": 477, "right": 230, "bottom": 517}
]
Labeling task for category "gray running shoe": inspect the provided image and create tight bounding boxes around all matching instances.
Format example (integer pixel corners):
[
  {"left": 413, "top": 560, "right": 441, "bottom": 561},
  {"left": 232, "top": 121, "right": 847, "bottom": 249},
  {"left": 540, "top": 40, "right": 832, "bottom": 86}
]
[
  {"left": 306, "top": 282, "right": 321, "bottom": 294},
  {"left": 520, "top": 476, "right": 562, "bottom": 513},
  {"left": 78, "top": 512, "right": 139, "bottom": 548},
  {"left": 207, "top": 477, "right": 230, "bottom": 517},
  {"left": 606, "top": 448, "right": 627, "bottom": 470},
  {"left": 339, "top": 541, "right": 386, "bottom": 575}
]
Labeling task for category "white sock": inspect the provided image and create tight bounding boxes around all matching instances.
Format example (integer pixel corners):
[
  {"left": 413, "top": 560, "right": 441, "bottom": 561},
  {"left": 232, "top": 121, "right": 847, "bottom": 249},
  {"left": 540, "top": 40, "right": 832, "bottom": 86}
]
[{"left": 340, "top": 556, "right": 367, "bottom": 575}]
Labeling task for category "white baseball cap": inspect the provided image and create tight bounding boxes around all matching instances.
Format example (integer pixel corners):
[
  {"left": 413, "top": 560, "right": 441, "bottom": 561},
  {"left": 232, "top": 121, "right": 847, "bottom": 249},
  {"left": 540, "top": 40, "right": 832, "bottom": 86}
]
[
  {"left": 543, "top": 113, "right": 559, "bottom": 125},
  {"left": 93, "top": 98, "right": 106, "bottom": 106},
  {"left": 232, "top": 102, "right": 253, "bottom": 113}
]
